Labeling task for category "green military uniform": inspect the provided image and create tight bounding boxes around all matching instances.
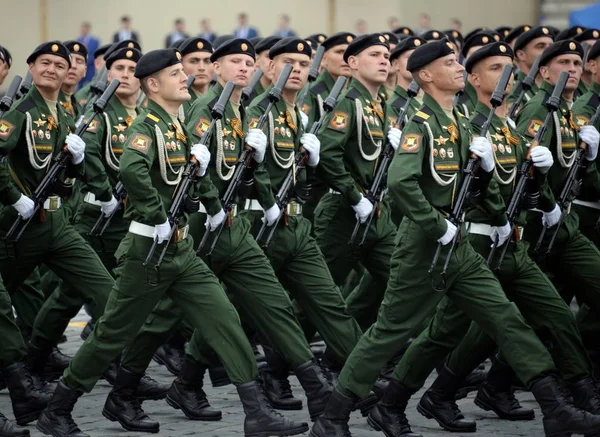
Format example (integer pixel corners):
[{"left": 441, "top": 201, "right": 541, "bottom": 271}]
[
  {"left": 74, "top": 82, "right": 92, "bottom": 109},
  {"left": 181, "top": 88, "right": 199, "bottom": 121},
  {"left": 576, "top": 80, "right": 589, "bottom": 99},
  {"left": 393, "top": 100, "right": 591, "bottom": 392},
  {"left": 507, "top": 70, "right": 539, "bottom": 106},
  {"left": 242, "top": 86, "right": 362, "bottom": 363},
  {"left": 456, "top": 81, "right": 477, "bottom": 117},
  {"left": 58, "top": 90, "right": 82, "bottom": 121},
  {"left": 0, "top": 84, "right": 113, "bottom": 351},
  {"left": 335, "top": 90, "right": 556, "bottom": 400},
  {"left": 62, "top": 98, "right": 257, "bottom": 392},
  {"left": 517, "top": 80, "right": 600, "bottom": 312}
]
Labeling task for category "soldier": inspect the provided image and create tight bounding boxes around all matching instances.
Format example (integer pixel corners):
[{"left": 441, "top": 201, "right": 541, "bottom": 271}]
[
  {"left": 309, "top": 37, "right": 600, "bottom": 437},
  {"left": 505, "top": 24, "right": 531, "bottom": 50},
  {"left": 388, "top": 37, "right": 426, "bottom": 122},
  {"left": 36, "top": 47, "right": 308, "bottom": 437},
  {"left": 0, "top": 46, "right": 11, "bottom": 87},
  {"left": 507, "top": 26, "right": 554, "bottom": 106},
  {"left": 305, "top": 33, "right": 327, "bottom": 57},
  {"left": 59, "top": 41, "right": 87, "bottom": 120},
  {"left": 248, "top": 36, "right": 282, "bottom": 103},
  {"left": 74, "top": 43, "right": 111, "bottom": 108},
  {"left": 179, "top": 37, "right": 214, "bottom": 119},
  {"left": 574, "top": 28, "right": 600, "bottom": 96}
]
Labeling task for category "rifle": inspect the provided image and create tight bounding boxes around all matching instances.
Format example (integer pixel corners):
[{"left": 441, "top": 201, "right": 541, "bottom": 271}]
[
  {"left": 255, "top": 75, "right": 346, "bottom": 248},
  {"left": 15, "top": 72, "right": 32, "bottom": 100},
  {"left": 143, "top": 81, "right": 235, "bottom": 285},
  {"left": 3, "top": 79, "right": 120, "bottom": 251},
  {"left": 186, "top": 74, "right": 195, "bottom": 89},
  {"left": 508, "top": 55, "right": 540, "bottom": 120},
  {"left": 296, "top": 45, "right": 326, "bottom": 110},
  {"left": 76, "top": 68, "right": 109, "bottom": 127},
  {"left": 196, "top": 63, "right": 293, "bottom": 255},
  {"left": 0, "top": 75, "right": 23, "bottom": 119},
  {"left": 428, "top": 64, "right": 513, "bottom": 291},
  {"left": 241, "top": 69, "right": 264, "bottom": 103},
  {"left": 348, "top": 80, "right": 421, "bottom": 249},
  {"left": 488, "top": 70, "right": 568, "bottom": 270},
  {"left": 534, "top": 71, "right": 594, "bottom": 254}
]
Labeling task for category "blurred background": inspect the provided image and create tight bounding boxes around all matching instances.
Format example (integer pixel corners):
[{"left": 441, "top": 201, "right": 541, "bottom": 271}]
[{"left": 0, "top": 0, "right": 598, "bottom": 91}]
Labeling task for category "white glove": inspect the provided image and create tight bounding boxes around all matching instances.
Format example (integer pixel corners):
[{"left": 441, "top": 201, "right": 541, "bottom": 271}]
[
  {"left": 352, "top": 194, "right": 374, "bottom": 223},
  {"left": 66, "top": 133, "right": 85, "bottom": 165},
  {"left": 205, "top": 209, "right": 226, "bottom": 231},
  {"left": 301, "top": 133, "right": 320, "bottom": 167},
  {"left": 438, "top": 219, "right": 457, "bottom": 245},
  {"left": 12, "top": 194, "right": 35, "bottom": 219},
  {"left": 300, "top": 111, "right": 309, "bottom": 130},
  {"left": 469, "top": 136, "right": 494, "bottom": 172},
  {"left": 264, "top": 203, "right": 281, "bottom": 226},
  {"left": 246, "top": 129, "right": 267, "bottom": 163},
  {"left": 529, "top": 145, "right": 553, "bottom": 174},
  {"left": 491, "top": 222, "right": 511, "bottom": 246},
  {"left": 580, "top": 125, "right": 600, "bottom": 161},
  {"left": 542, "top": 204, "right": 562, "bottom": 228},
  {"left": 387, "top": 127, "right": 402, "bottom": 151},
  {"left": 153, "top": 219, "right": 172, "bottom": 244},
  {"left": 191, "top": 143, "right": 211, "bottom": 177},
  {"left": 100, "top": 196, "right": 119, "bottom": 217}
]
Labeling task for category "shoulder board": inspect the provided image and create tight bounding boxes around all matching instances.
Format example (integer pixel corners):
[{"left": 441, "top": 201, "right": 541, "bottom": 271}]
[
  {"left": 143, "top": 110, "right": 160, "bottom": 127},
  {"left": 344, "top": 88, "right": 361, "bottom": 101},
  {"left": 588, "top": 93, "right": 600, "bottom": 110},
  {"left": 391, "top": 96, "right": 408, "bottom": 110},
  {"left": 16, "top": 98, "right": 35, "bottom": 113},
  {"left": 413, "top": 107, "right": 433, "bottom": 124},
  {"left": 309, "top": 81, "right": 327, "bottom": 97},
  {"left": 257, "top": 95, "right": 270, "bottom": 110},
  {"left": 457, "top": 92, "right": 470, "bottom": 105},
  {"left": 208, "top": 96, "right": 219, "bottom": 110},
  {"left": 470, "top": 113, "right": 487, "bottom": 130}
]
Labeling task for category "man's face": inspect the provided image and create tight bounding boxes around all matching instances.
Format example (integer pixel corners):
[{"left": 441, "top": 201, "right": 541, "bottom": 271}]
[
  {"left": 94, "top": 56, "right": 105, "bottom": 71},
  {"left": 239, "top": 15, "right": 248, "bottom": 26},
  {"left": 465, "top": 44, "right": 485, "bottom": 60},
  {"left": 154, "top": 64, "right": 190, "bottom": 103},
  {"left": 540, "top": 54, "right": 583, "bottom": 93},
  {"left": 322, "top": 44, "right": 351, "bottom": 78},
  {"left": 393, "top": 49, "right": 414, "bottom": 82},
  {"left": 0, "top": 60, "right": 9, "bottom": 86},
  {"left": 30, "top": 54, "right": 69, "bottom": 91},
  {"left": 269, "top": 53, "right": 310, "bottom": 92},
  {"left": 80, "top": 23, "right": 90, "bottom": 36},
  {"left": 349, "top": 45, "right": 390, "bottom": 86},
  {"left": 256, "top": 51, "right": 271, "bottom": 74},
  {"left": 182, "top": 52, "right": 214, "bottom": 88},
  {"left": 471, "top": 55, "right": 514, "bottom": 96},
  {"left": 122, "top": 19, "right": 131, "bottom": 30},
  {"left": 214, "top": 54, "right": 254, "bottom": 87},
  {"left": 419, "top": 53, "right": 465, "bottom": 94},
  {"left": 517, "top": 36, "right": 553, "bottom": 69},
  {"left": 63, "top": 53, "right": 87, "bottom": 87},
  {"left": 108, "top": 59, "right": 140, "bottom": 98}
]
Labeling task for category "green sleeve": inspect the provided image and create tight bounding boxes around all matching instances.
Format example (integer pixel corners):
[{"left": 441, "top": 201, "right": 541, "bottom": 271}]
[
  {"left": 118, "top": 124, "right": 167, "bottom": 224},
  {"left": 81, "top": 117, "right": 113, "bottom": 201},
  {"left": 0, "top": 110, "right": 28, "bottom": 205}
]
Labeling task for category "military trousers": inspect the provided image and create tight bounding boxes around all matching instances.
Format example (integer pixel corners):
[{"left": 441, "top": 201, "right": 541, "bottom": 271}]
[
  {"left": 336, "top": 218, "right": 556, "bottom": 399},
  {"left": 0, "top": 273, "right": 26, "bottom": 368},
  {"left": 63, "top": 232, "right": 257, "bottom": 392}
]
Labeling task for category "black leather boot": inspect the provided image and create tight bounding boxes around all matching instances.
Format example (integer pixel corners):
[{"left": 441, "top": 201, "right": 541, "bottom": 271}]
[
  {"left": 166, "top": 355, "right": 222, "bottom": 421},
  {"left": 0, "top": 411, "right": 29, "bottom": 436},
  {"left": 295, "top": 360, "right": 332, "bottom": 421},
  {"left": 260, "top": 346, "right": 301, "bottom": 411},
  {"left": 532, "top": 375, "right": 600, "bottom": 437},
  {"left": 309, "top": 388, "right": 356, "bottom": 437},
  {"left": 100, "top": 359, "right": 118, "bottom": 385},
  {"left": 137, "top": 374, "right": 169, "bottom": 401},
  {"left": 367, "top": 379, "right": 422, "bottom": 437},
  {"left": 209, "top": 365, "right": 231, "bottom": 387},
  {"left": 237, "top": 380, "right": 308, "bottom": 437},
  {"left": 455, "top": 367, "right": 487, "bottom": 400},
  {"left": 79, "top": 320, "right": 94, "bottom": 341},
  {"left": 4, "top": 362, "right": 51, "bottom": 425},
  {"left": 36, "top": 380, "right": 89, "bottom": 437},
  {"left": 102, "top": 367, "right": 159, "bottom": 433},
  {"left": 570, "top": 377, "right": 600, "bottom": 414},
  {"left": 26, "top": 342, "right": 70, "bottom": 382},
  {"left": 417, "top": 364, "right": 476, "bottom": 432},
  {"left": 153, "top": 343, "right": 184, "bottom": 376},
  {"left": 474, "top": 357, "right": 534, "bottom": 420}
]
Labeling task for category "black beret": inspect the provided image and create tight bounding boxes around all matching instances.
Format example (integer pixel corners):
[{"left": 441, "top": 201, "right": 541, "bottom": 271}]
[
  {"left": 322, "top": 32, "right": 355, "bottom": 51},
  {"left": 255, "top": 36, "right": 282, "bottom": 54},
  {"left": 464, "top": 27, "right": 488, "bottom": 43},
  {"left": 381, "top": 32, "right": 399, "bottom": 45},
  {"left": 106, "top": 47, "right": 142, "bottom": 70},
  {"left": 495, "top": 26, "right": 513, "bottom": 39},
  {"left": 210, "top": 38, "right": 256, "bottom": 62},
  {"left": 169, "top": 39, "right": 186, "bottom": 49},
  {"left": 94, "top": 43, "right": 112, "bottom": 60},
  {"left": 465, "top": 42, "right": 513, "bottom": 73},
  {"left": 444, "top": 29, "right": 464, "bottom": 46},
  {"left": 134, "top": 48, "right": 183, "bottom": 79},
  {"left": 546, "top": 26, "right": 561, "bottom": 39},
  {"left": 556, "top": 26, "right": 587, "bottom": 41},
  {"left": 393, "top": 26, "right": 414, "bottom": 37},
  {"left": 63, "top": 40, "right": 88, "bottom": 61},
  {"left": 179, "top": 37, "right": 213, "bottom": 56},
  {"left": 343, "top": 33, "right": 389, "bottom": 63},
  {"left": 505, "top": 25, "right": 532, "bottom": 45},
  {"left": 422, "top": 30, "right": 445, "bottom": 42},
  {"left": 539, "top": 40, "right": 584, "bottom": 67},
  {"left": 269, "top": 37, "right": 311, "bottom": 59},
  {"left": 574, "top": 28, "right": 600, "bottom": 42},
  {"left": 407, "top": 37, "right": 455, "bottom": 72},
  {"left": 26, "top": 41, "right": 71, "bottom": 67},
  {"left": 305, "top": 33, "right": 327, "bottom": 48},
  {"left": 212, "top": 34, "right": 235, "bottom": 49},
  {"left": 462, "top": 31, "right": 502, "bottom": 57},
  {"left": 0, "top": 46, "right": 12, "bottom": 67},
  {"left": 104, "top": 40, "right": 141, "bottom": 60},
  {"left": 514, "top": 26, "right": 553, "bottom": 53},
  {"left": 390, "top": 36, "right": 426, "bottom": 61},
  {"left": 249, "top": 36, "right": 263, "bottom": 49},
  {"left": 588, "top": 38, "right": 600, "bottom": 61}
]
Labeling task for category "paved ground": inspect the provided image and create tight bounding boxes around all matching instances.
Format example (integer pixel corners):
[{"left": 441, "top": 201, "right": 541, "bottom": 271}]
[{"left": 0, "top": 311, "right": 547, "bottom": 437}]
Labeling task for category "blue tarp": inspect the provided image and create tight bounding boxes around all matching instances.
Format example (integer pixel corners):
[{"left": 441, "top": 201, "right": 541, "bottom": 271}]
[{"left": 570, "top": 2, "right": 600, "bottom": 27}]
